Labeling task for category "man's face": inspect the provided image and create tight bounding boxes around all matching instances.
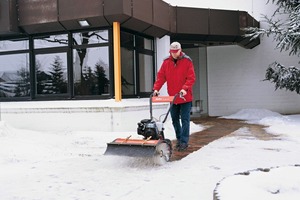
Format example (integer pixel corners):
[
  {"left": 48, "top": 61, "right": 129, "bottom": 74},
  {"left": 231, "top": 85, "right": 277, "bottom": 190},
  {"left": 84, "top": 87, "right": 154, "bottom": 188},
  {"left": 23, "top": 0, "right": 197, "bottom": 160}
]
[{"left": 170, "top": 49, "right": 181, "bottom": 59}]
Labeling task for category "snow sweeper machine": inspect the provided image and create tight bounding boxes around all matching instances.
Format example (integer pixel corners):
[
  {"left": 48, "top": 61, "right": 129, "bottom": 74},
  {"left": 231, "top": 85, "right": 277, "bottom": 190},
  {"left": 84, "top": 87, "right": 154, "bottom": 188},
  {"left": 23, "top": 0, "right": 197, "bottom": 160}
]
[{"left": 104, "top": 93, "right": 180, "bottom": 165}]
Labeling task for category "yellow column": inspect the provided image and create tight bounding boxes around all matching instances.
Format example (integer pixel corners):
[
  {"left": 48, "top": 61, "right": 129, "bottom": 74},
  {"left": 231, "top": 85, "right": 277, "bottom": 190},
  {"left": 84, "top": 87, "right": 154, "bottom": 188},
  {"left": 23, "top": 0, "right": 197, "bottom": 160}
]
[{"left": 113, "top": 22, "right": 122, "bottom": 102}]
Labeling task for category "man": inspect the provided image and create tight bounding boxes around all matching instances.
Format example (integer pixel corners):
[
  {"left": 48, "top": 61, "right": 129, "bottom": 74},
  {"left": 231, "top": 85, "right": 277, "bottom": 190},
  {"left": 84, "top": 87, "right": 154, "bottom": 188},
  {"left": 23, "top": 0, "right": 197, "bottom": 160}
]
[{"left": 153, "top": 41, "right": 196, "bottom": 151}]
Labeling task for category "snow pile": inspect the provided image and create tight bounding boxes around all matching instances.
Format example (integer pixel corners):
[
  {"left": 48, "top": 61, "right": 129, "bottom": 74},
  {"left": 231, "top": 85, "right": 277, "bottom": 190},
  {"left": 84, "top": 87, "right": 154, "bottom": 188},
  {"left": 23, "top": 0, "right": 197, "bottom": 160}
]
[
  {"left": 224, "top": 108, "right": 300, "bottom": 139},
  {"left": 0, "top": 121, "right": 16, "bottom": 137},
  {"left": 222, "top": 108, "right": 282, "bottom": 121},
  {"left": 215, "top": 165, "right": 300, "bottom": 200}
]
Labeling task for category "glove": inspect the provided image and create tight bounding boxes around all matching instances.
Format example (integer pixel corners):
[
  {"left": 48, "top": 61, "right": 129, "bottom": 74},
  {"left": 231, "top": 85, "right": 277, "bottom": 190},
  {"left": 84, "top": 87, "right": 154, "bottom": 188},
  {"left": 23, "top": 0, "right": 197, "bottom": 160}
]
[
  {"left": 180, "top": 89, "right": 187, "bottom": 96},
  {"left": 153, "top": 90, "right": 159, "bottom": 96}
]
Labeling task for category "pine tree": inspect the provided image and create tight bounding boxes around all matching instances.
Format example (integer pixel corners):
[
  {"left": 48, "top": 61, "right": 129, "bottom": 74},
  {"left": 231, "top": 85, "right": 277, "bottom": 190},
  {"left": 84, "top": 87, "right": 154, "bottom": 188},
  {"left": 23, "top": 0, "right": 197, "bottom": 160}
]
[
  {"left": 82, "top": 65, "right": 96, "bottom": 94},
  {"left": 94, "top": 62, "right": 109, "bottom": 95},
  {"left": 265, "top": 62, "right": 300, "bottom": 94},
  {"left": 14, "top": 67, "right": 30, "bottom": 97},
  {"left": 245, "top": 0, "right": 300, "bottom": 93},
  {"left": 36, "top": 60, "right": 51, "bottom": 94},
  {"left": 49, "top": 56, "right": 67, "bottom": 94}
]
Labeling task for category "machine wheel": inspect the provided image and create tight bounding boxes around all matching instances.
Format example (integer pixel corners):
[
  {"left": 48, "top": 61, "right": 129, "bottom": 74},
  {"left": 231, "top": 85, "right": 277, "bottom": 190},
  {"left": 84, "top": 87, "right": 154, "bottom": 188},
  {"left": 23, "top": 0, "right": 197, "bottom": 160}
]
[{"left": 153, "top": 141, "right": 172, "bottom": 165}]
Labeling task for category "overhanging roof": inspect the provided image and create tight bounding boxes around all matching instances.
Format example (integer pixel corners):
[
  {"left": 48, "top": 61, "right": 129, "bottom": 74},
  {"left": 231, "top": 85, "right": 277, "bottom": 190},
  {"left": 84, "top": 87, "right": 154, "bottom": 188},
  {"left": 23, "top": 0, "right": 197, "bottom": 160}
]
[
  {"left": 170, "top": 7, "right": 260, "bottom": 49},
  {"left": 0, "top": 0, "right": 260, "bottom": 49}
]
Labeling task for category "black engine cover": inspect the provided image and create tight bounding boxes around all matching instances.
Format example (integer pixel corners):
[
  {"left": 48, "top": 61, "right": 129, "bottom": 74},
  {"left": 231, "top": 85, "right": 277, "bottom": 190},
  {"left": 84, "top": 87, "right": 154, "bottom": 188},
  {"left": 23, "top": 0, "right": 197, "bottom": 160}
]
[{"left": 137, "top": 119, "right": 160, "bottom": 140}]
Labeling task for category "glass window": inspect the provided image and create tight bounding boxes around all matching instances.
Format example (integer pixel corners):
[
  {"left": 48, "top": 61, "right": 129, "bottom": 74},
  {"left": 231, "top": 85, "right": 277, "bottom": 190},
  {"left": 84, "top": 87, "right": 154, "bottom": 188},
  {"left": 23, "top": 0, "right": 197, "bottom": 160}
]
[
  {"left": 121, "top": 47, "right": 135, "bottom": 95},
  {"left": 73, "top": 30, "right": 109, "bottom": 46},
  {"left": 121, "top": 32, "right": 135, "bottom": 95},
  {"left": 136, "top": 36, "right": 153, "bottom": 50},
  {"left": 34, "top": 34, "right": 68, "bottom": 49},
  {"left": 73, "top": 46, "right": 110, "bottom": 95},
  {"left": 121, "top": 33, "right": 134, "bottom": 49},
  {"left": 121, "top": 31, "right": 154, "bottom": 96},
  {"left": 0, "top": 39, "right": 29, "bottom": 52},
  {"left": 0, "top": 28, "right": 111, "bottom": 100},
  {"left": 139, "top": 54, "right": 153, "bottom": 93},
  {"left": 0, "top": 53, "right": 30, "bottom": 98},
  {"left": 35, "top": 53, "right": 68, "bottom": 95}
]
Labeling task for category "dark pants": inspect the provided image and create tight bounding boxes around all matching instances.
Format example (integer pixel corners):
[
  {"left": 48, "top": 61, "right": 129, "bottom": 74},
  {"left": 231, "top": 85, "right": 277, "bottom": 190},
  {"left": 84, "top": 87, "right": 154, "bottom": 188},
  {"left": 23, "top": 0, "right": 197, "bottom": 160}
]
[{"left": 170, "top": 102, "right": 192, "bottom": 145}]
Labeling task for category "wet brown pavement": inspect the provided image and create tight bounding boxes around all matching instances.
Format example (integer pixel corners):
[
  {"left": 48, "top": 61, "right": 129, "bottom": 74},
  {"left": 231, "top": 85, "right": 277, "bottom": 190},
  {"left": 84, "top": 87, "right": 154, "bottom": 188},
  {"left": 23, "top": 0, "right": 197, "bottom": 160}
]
[{"left": 170, "top": 117, "right": 269, "bottom": 162}]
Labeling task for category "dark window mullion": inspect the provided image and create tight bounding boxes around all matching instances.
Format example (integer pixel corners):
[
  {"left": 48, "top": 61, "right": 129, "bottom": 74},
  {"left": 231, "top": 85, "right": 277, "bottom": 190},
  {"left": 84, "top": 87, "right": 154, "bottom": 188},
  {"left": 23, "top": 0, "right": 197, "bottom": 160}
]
[
  {"left": 135, "top": 49, "right": 140, "bottom": 96},
  {"left": 68, "top": 32, "right": 74, "bottom": 98},
  {"left": 29, "top": 36, "right": 36, "bottom": 99}
]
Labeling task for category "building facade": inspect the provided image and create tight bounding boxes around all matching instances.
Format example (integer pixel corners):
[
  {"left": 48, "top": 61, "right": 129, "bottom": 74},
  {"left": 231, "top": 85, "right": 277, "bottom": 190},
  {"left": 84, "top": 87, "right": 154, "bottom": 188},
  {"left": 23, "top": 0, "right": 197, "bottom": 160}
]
[
  {"left": 0, "top": 0, "right": 298, "bottom": 117},
  {"left": 164, "top": 0, "right": 300, "bottom": 116}
]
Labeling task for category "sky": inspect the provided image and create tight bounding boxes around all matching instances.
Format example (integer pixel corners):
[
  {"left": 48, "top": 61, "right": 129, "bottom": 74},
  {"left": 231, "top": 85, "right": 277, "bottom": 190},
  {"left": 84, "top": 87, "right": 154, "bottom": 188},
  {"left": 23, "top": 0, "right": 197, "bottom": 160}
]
[{"left": 1, "top": 101, "right": 300, "bottom": 200}]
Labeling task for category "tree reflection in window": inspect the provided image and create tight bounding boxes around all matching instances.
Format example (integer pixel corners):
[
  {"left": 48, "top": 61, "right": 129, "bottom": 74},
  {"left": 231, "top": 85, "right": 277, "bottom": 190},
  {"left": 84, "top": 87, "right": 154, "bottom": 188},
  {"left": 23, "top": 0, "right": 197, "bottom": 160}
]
[
  {"left": 73, "top": 31, "right": 110, "bottom": 96},
  {"left": 49, "top": 56, "right": 67, "bottom": 94},
  {"left": 75, "top": 59, "right": 109, "bottom": 95},
  {"left": 14, "top": 68, "right": 30, "bottom": 97},
  {"left": 34, "top": 31, "right": 109, "bottom": 96},
  {"left": 36, "top": 55, "right": 67, "bottom": 94},
  {"left": 0, "top": 53, "right": 30, "bottom": 98}
]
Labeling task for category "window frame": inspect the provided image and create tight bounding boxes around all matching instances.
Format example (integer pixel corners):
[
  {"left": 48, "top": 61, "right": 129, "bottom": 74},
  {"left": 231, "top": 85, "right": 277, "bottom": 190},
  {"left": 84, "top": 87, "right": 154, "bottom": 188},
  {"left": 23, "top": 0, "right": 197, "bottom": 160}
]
[{"left": 120, "top": 30, "right": 155, "bottom": 98}]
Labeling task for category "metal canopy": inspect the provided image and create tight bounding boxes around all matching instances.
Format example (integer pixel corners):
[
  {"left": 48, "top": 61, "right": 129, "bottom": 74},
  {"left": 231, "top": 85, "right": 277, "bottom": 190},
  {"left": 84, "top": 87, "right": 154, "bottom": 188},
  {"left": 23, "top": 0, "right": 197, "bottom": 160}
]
[
  {"left": 0, "top": 0, "right": 260, "bottom": 48},
  {"left": 0, "top": 0, "right": 20, "bottom": 35}
]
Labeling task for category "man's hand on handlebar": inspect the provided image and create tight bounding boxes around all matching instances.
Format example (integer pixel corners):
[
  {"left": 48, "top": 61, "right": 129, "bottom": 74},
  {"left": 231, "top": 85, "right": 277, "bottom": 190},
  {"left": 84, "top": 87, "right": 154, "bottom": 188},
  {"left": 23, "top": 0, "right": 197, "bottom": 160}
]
[
  {"left": 179, "top": 89, "right": 187, "bottom": 101},
  {"left": 180, "top": 89, "right": 187, "bottom": 96},
  {"left": 153, "top": 90, "right": 159, "bottom": 96}
]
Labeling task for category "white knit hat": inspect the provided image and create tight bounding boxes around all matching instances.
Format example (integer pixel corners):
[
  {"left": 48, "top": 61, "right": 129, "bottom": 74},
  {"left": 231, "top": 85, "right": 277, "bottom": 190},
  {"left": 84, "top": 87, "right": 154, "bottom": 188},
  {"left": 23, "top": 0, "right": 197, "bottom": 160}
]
[{"left": 170, "top": 41, "right": 181, "bottom": 53}]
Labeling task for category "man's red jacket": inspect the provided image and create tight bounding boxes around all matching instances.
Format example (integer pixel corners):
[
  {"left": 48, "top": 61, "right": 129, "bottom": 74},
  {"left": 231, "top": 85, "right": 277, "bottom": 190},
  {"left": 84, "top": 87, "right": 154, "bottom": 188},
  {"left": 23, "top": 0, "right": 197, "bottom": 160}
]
[{"left": 153, "top": 52, "right": 196, "bottom": 104}]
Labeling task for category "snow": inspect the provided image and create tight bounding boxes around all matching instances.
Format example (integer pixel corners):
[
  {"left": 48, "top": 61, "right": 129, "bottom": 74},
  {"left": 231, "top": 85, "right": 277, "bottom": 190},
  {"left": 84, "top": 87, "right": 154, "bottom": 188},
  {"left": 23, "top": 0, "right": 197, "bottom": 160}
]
[
  {"left": 215, "top": 166, "right": 300, "bottom": 200},
  {"left": 222, "top": 108, "right": 282, "bottom": 121},
  {"left": 1, "top": 101, "right": 300, "bottom": 200}
]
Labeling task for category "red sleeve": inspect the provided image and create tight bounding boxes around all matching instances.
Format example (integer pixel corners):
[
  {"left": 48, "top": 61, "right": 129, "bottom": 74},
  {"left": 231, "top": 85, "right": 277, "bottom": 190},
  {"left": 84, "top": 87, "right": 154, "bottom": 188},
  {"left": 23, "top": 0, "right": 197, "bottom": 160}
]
[
  {"left": 153, "top": 62, "right": 167, "bottom": 91},
  {"left": 182, "top": 61, "right": 196, "bottom": 91}
]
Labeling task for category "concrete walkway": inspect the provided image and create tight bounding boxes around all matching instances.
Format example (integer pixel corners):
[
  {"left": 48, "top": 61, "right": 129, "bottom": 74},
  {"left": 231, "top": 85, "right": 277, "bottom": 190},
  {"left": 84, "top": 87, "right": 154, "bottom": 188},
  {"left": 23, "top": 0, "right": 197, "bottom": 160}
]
[{"left": 170, "top": 117, "right": 271, "bottom": 161}]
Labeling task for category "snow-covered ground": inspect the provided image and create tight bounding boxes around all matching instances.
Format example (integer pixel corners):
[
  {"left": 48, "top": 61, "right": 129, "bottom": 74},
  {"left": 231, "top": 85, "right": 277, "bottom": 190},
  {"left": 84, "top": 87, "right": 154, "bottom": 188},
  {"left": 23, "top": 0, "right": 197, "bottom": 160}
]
[{"left": 1, "top": 103, "right": 300, "bottom": 200}]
